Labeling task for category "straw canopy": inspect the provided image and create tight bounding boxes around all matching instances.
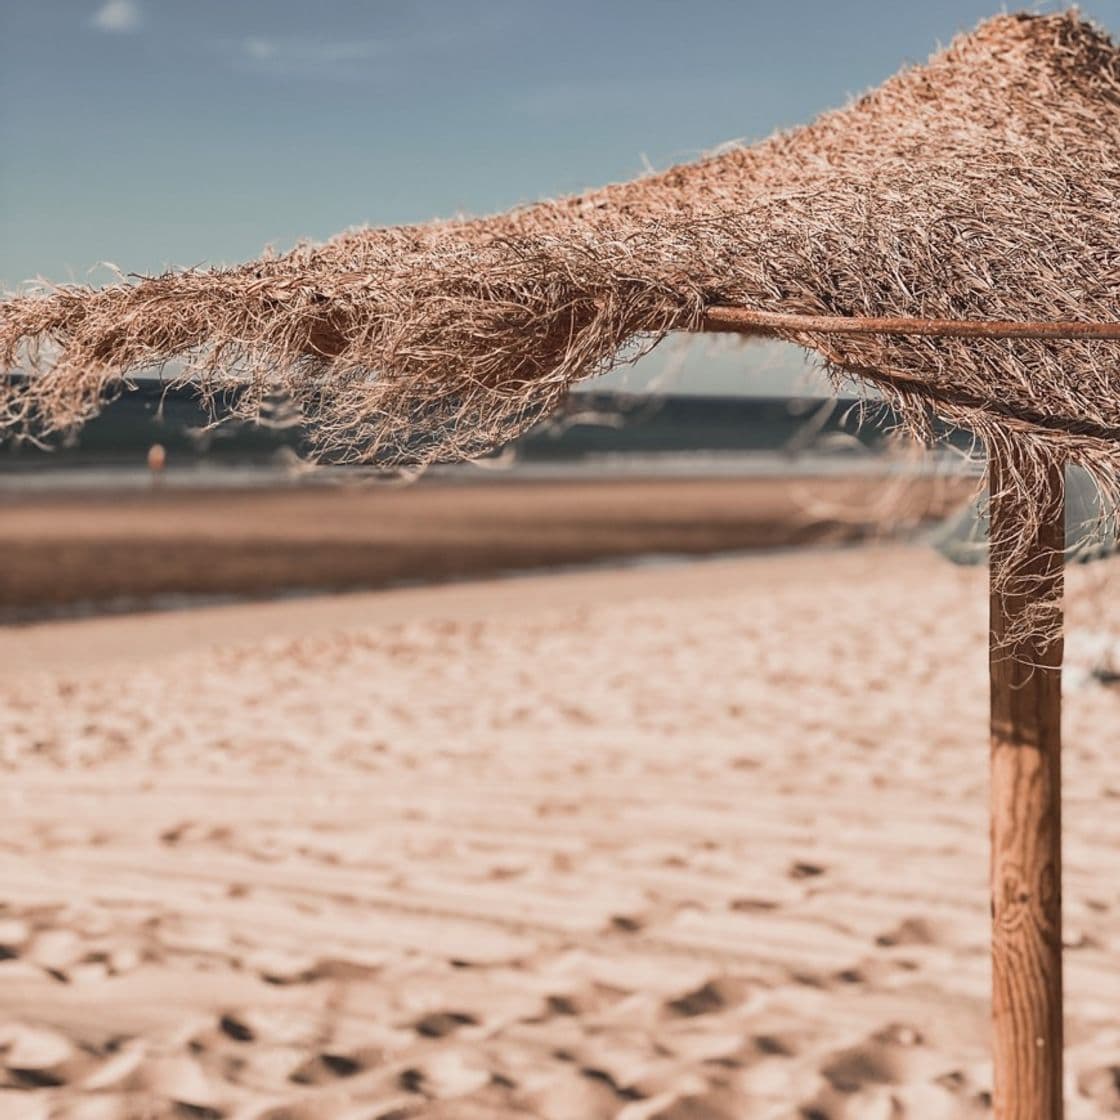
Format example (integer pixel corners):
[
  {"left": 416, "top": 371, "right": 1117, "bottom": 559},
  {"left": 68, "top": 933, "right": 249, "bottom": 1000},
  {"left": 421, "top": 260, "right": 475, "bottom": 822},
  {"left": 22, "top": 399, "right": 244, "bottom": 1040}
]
[{"left": 3, "top": 13, "right": 1119, "bottom": 529}]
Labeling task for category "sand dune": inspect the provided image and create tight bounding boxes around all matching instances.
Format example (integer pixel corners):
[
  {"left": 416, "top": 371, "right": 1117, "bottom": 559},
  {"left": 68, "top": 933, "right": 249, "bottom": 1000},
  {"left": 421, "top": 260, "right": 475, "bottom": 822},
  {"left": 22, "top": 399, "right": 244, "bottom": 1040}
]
[{"left": 0, "top": 547, "right": 1117, "bottom": 1118}]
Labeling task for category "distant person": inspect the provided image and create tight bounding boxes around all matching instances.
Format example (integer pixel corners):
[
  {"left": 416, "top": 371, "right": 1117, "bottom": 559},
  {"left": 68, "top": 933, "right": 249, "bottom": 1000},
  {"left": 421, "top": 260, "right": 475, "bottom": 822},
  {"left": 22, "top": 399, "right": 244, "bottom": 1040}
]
[{"left": 147, "top": 443, "right": 167, "bottom": 486}]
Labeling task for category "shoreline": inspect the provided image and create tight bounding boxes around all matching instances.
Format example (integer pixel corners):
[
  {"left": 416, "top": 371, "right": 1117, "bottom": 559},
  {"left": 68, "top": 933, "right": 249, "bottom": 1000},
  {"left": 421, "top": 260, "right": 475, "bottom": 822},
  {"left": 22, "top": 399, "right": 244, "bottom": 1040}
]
[
  {"left": 0, "top": 471, "right": 970, "bottom": 624},
  {"left": 0, "top": 543, "right": 920, "bottom": 676}
]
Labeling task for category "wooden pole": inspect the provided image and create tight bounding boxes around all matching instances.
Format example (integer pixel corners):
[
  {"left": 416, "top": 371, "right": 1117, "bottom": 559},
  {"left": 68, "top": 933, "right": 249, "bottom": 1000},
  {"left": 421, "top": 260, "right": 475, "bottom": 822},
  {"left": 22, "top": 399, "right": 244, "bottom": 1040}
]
[
  {"left": 699, "top": 305, "right": 1120, "bottom": 340},
  {"left": 988, "top": 451, "right": 1065, "bottom": 1120}
]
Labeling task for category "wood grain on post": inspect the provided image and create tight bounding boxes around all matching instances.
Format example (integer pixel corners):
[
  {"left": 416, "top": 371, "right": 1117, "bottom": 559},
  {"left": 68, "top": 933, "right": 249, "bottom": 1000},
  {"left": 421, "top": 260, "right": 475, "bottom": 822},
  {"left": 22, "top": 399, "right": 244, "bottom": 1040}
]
[{"left": 988, "top": 452, "right": 1065, "bottom": 1120}]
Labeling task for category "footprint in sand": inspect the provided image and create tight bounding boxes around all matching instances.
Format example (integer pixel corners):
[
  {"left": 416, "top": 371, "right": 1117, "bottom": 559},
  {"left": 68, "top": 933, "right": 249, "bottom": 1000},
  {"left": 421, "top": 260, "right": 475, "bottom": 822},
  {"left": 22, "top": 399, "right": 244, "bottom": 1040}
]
[
  {"left": 1078, "top": 1064, "right": 1120, "bottom": 1112},
  {"left": 578, "top": 1065, "right": 645, "bottom": 1103},
  {"left": 412, "top": 1010, "right": 480, "bottom": 1039},
  {"left": 752, "top": 1033, "right": 800, "bottom": 1058},
  {"left": 289, "top": 1050, "right": 366, "bottom": 1085},
  {"left": 616, "top": 1089, "right": 740, "bottom": 1120},
  {"left": 540, "top": 983, "right": 626, "bottom": 1019},
  {"left": 819, "top": 1023, "right": 938, "bottom": 1091},
  {"left": 664, "top": 978, "right": 752, "bottom": 1019},
  {"left": 240, "top": 948, "right": 317, "bottom": 985},
  {"left": 515, "top": 1069, "right": 625, "bottom": 1120},
  {"left": 789, "top": 861, "right": 827, "bottom": 881},
  {"left": 1, "top": 1023, "right": 86, "bottom": 1089},
  {"left": 0, "top": 917, "right": 30, "bottom": 960},
  {"left": 831, "top": 958, "right": 897, "bottom": 988},
  {"left": 800, "top": 1087, "right": 898, "bottom": 1120},
  {"left": 288, "top": 1026, "right": 411, "bottom": 1089},
  {"left": 136, "top": 1055, "right": 224, "bottom": 1119},
  {"left": 802, "top": 1023, "right": 973, "bottom": 1119},
  {"left": 397, "top": 1050, "right": 491, "bottom": 1099},
  {"left": 45, "top": 1096, "right": 133, "bottom": 1120},
  {"left": 610, "top": 913, "right": 646, "bottom": 933},
  {"left": 728, "top": 897, "right": 780, "bottom": 913},
  {"left": 213, "top": 1007, "right": 321, "bottom": 1050},
  {"left": 218, "top": 1014, "right": 254, "bottom": 1044},
  {"left": 874, "top": 916, "right": 954, "bottom": 948},
  {"left": 81, "top": 1038, "right": 148, "bottom": 1094},
  {"left": 25, "top": 927, "right": 84, "bottom": 978}
]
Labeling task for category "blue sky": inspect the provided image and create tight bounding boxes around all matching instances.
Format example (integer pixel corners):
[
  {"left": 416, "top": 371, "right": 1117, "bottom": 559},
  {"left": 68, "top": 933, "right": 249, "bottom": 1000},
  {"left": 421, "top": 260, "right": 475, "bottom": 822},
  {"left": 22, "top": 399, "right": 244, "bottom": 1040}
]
[{"left": 3, "top": 1, "right": 1119, "bottom": 394}]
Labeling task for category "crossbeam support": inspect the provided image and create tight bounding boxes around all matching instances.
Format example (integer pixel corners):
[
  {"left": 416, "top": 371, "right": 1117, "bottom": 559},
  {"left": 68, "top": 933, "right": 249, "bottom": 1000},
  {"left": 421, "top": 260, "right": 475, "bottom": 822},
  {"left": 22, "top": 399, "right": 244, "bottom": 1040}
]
[{"left": 699, "top": 305, "right": 1120, "bottom": 341}]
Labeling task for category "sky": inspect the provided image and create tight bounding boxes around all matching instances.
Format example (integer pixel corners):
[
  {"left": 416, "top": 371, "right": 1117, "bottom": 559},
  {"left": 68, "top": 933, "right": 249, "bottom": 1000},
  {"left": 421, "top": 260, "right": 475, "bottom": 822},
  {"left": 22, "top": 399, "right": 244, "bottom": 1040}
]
[{"left": 3, "top": 0, "right": 1119, "bottom": 395}]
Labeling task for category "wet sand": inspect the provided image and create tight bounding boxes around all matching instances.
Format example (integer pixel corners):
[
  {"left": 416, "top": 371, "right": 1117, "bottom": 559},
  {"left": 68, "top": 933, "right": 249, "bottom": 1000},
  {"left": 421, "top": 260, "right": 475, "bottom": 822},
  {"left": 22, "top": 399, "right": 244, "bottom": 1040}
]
[
  {"left": 0, "top": 473, "right": 967, "bottom": 620},
  {"left": 0, "top": 546, "right": 1118, "bottom": 1118}
]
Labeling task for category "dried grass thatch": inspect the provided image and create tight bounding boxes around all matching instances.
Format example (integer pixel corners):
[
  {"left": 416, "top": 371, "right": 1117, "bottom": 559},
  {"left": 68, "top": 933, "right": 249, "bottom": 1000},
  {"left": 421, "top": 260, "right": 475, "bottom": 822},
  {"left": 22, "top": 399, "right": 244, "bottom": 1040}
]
[{"left": 2, "top": 10, "right": 1119, "bottom": 624}]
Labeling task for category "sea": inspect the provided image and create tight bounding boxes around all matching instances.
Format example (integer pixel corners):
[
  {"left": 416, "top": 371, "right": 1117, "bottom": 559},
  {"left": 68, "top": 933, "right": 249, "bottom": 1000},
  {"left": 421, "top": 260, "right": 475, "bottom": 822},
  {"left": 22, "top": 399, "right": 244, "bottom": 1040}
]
[{"left": 0, "top": 384, "right": 976, "bottom": 490}]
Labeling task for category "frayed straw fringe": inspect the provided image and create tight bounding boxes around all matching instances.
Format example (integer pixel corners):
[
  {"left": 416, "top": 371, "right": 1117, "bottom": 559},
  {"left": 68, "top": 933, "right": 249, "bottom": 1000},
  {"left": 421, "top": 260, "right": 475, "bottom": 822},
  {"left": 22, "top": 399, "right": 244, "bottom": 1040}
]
[{"left": 2, "top": 10, "right": 1120, "bottom": 643}]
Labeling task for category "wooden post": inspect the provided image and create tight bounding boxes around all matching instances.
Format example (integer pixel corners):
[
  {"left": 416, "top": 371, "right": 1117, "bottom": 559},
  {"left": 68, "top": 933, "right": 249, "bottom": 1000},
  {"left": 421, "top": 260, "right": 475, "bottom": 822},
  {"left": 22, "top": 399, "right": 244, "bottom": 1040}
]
[{"left": 989, "top": 452, "right": 1065, "bottom": 1120}]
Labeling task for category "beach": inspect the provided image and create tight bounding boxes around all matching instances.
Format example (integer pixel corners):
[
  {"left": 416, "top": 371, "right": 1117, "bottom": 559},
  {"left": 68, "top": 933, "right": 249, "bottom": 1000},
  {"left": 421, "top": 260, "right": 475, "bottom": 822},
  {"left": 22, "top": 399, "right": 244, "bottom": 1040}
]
[
  {"left": 6, "top": 2, "right": 1120, "bottom": 1116},
  {"left": 1, "top": 544, "right": 1117, "bottom": 1119}
]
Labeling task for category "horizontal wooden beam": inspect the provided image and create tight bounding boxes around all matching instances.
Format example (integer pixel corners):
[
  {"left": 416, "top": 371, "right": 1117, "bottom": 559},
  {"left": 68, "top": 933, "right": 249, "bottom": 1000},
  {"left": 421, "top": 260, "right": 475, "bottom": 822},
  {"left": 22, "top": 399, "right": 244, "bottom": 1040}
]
[{"left": 699, "top": 306, "right": 1120, "bottom": 341}]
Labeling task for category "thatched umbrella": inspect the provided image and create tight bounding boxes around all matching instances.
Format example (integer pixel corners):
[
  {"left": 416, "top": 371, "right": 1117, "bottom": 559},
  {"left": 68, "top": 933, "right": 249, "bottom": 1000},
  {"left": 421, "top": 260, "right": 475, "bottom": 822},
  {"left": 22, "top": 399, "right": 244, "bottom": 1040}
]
[{"left": 3, "top": 10, "right": 1120, "bottom": 1117}]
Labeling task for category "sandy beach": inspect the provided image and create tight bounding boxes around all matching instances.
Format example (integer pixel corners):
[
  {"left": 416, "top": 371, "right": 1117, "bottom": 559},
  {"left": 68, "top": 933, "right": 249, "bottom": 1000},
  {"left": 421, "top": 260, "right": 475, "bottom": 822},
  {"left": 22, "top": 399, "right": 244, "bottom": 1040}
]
[
  {"left": 0, "top": 544, "right": 1117, "bottom": 1119},
  {"left": 8, "top": 0, "right": 1120, "bottom": 1115},
  {"left": 0, "top": 473, "right": 967, "bottom": 621}
]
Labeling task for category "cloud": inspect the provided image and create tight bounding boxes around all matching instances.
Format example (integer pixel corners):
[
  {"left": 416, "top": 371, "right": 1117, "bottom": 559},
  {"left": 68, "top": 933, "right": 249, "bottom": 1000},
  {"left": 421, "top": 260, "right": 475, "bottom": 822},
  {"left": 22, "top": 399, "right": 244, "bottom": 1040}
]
[
  {"left": 243, "top": 38, "right": 277, "bottom": 62},
  {"left": 224, "top": 4, "right": 526, "bottom": 84},
  {"left": 232, "top": 36, "right": 387, "bottom": 80},
  {"left": 91, "top": 0, "right": 142, "bottom": 34}
]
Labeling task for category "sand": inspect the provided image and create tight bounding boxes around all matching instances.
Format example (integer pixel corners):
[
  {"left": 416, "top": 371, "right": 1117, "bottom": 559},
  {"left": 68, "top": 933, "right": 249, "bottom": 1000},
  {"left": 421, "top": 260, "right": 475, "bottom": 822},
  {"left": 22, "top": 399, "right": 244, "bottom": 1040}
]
[
  {"left": 0, "top": 473, "right": 967, "bottom": 620},
  {"left": 0, "top": 546, "right": 1117, "bottom": 1119}
]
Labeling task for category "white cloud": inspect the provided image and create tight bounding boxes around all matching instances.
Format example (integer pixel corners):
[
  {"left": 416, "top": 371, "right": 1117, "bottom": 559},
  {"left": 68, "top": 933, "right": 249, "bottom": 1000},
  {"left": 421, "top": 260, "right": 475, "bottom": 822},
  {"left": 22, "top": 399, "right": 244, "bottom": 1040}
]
[
  {"left": 92, "top": 1, "right": 142, "bottom": 34},
  {"left": 235, "top": 36, "right": 385, "bottom": 79},
  {"left": 244, "top": 38, "right": 277, "bottom": 61}
]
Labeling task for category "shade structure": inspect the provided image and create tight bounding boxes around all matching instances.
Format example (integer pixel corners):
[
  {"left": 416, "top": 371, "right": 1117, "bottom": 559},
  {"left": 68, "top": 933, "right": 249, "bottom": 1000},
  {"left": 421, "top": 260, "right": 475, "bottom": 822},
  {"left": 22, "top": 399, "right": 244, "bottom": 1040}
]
[
  {"left": 3, "top": 10, "right": 1119, "bottom": 1120},
  {"left": 3, "top": 14, "right": 1120, "bottom": 505}
]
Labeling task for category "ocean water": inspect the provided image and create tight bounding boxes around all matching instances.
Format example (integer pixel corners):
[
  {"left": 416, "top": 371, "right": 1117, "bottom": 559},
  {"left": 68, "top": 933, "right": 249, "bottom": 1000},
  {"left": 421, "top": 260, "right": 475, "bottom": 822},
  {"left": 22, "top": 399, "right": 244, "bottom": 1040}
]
[{"left": 0, "top": 386, "right": 975, "bottom": 491}]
